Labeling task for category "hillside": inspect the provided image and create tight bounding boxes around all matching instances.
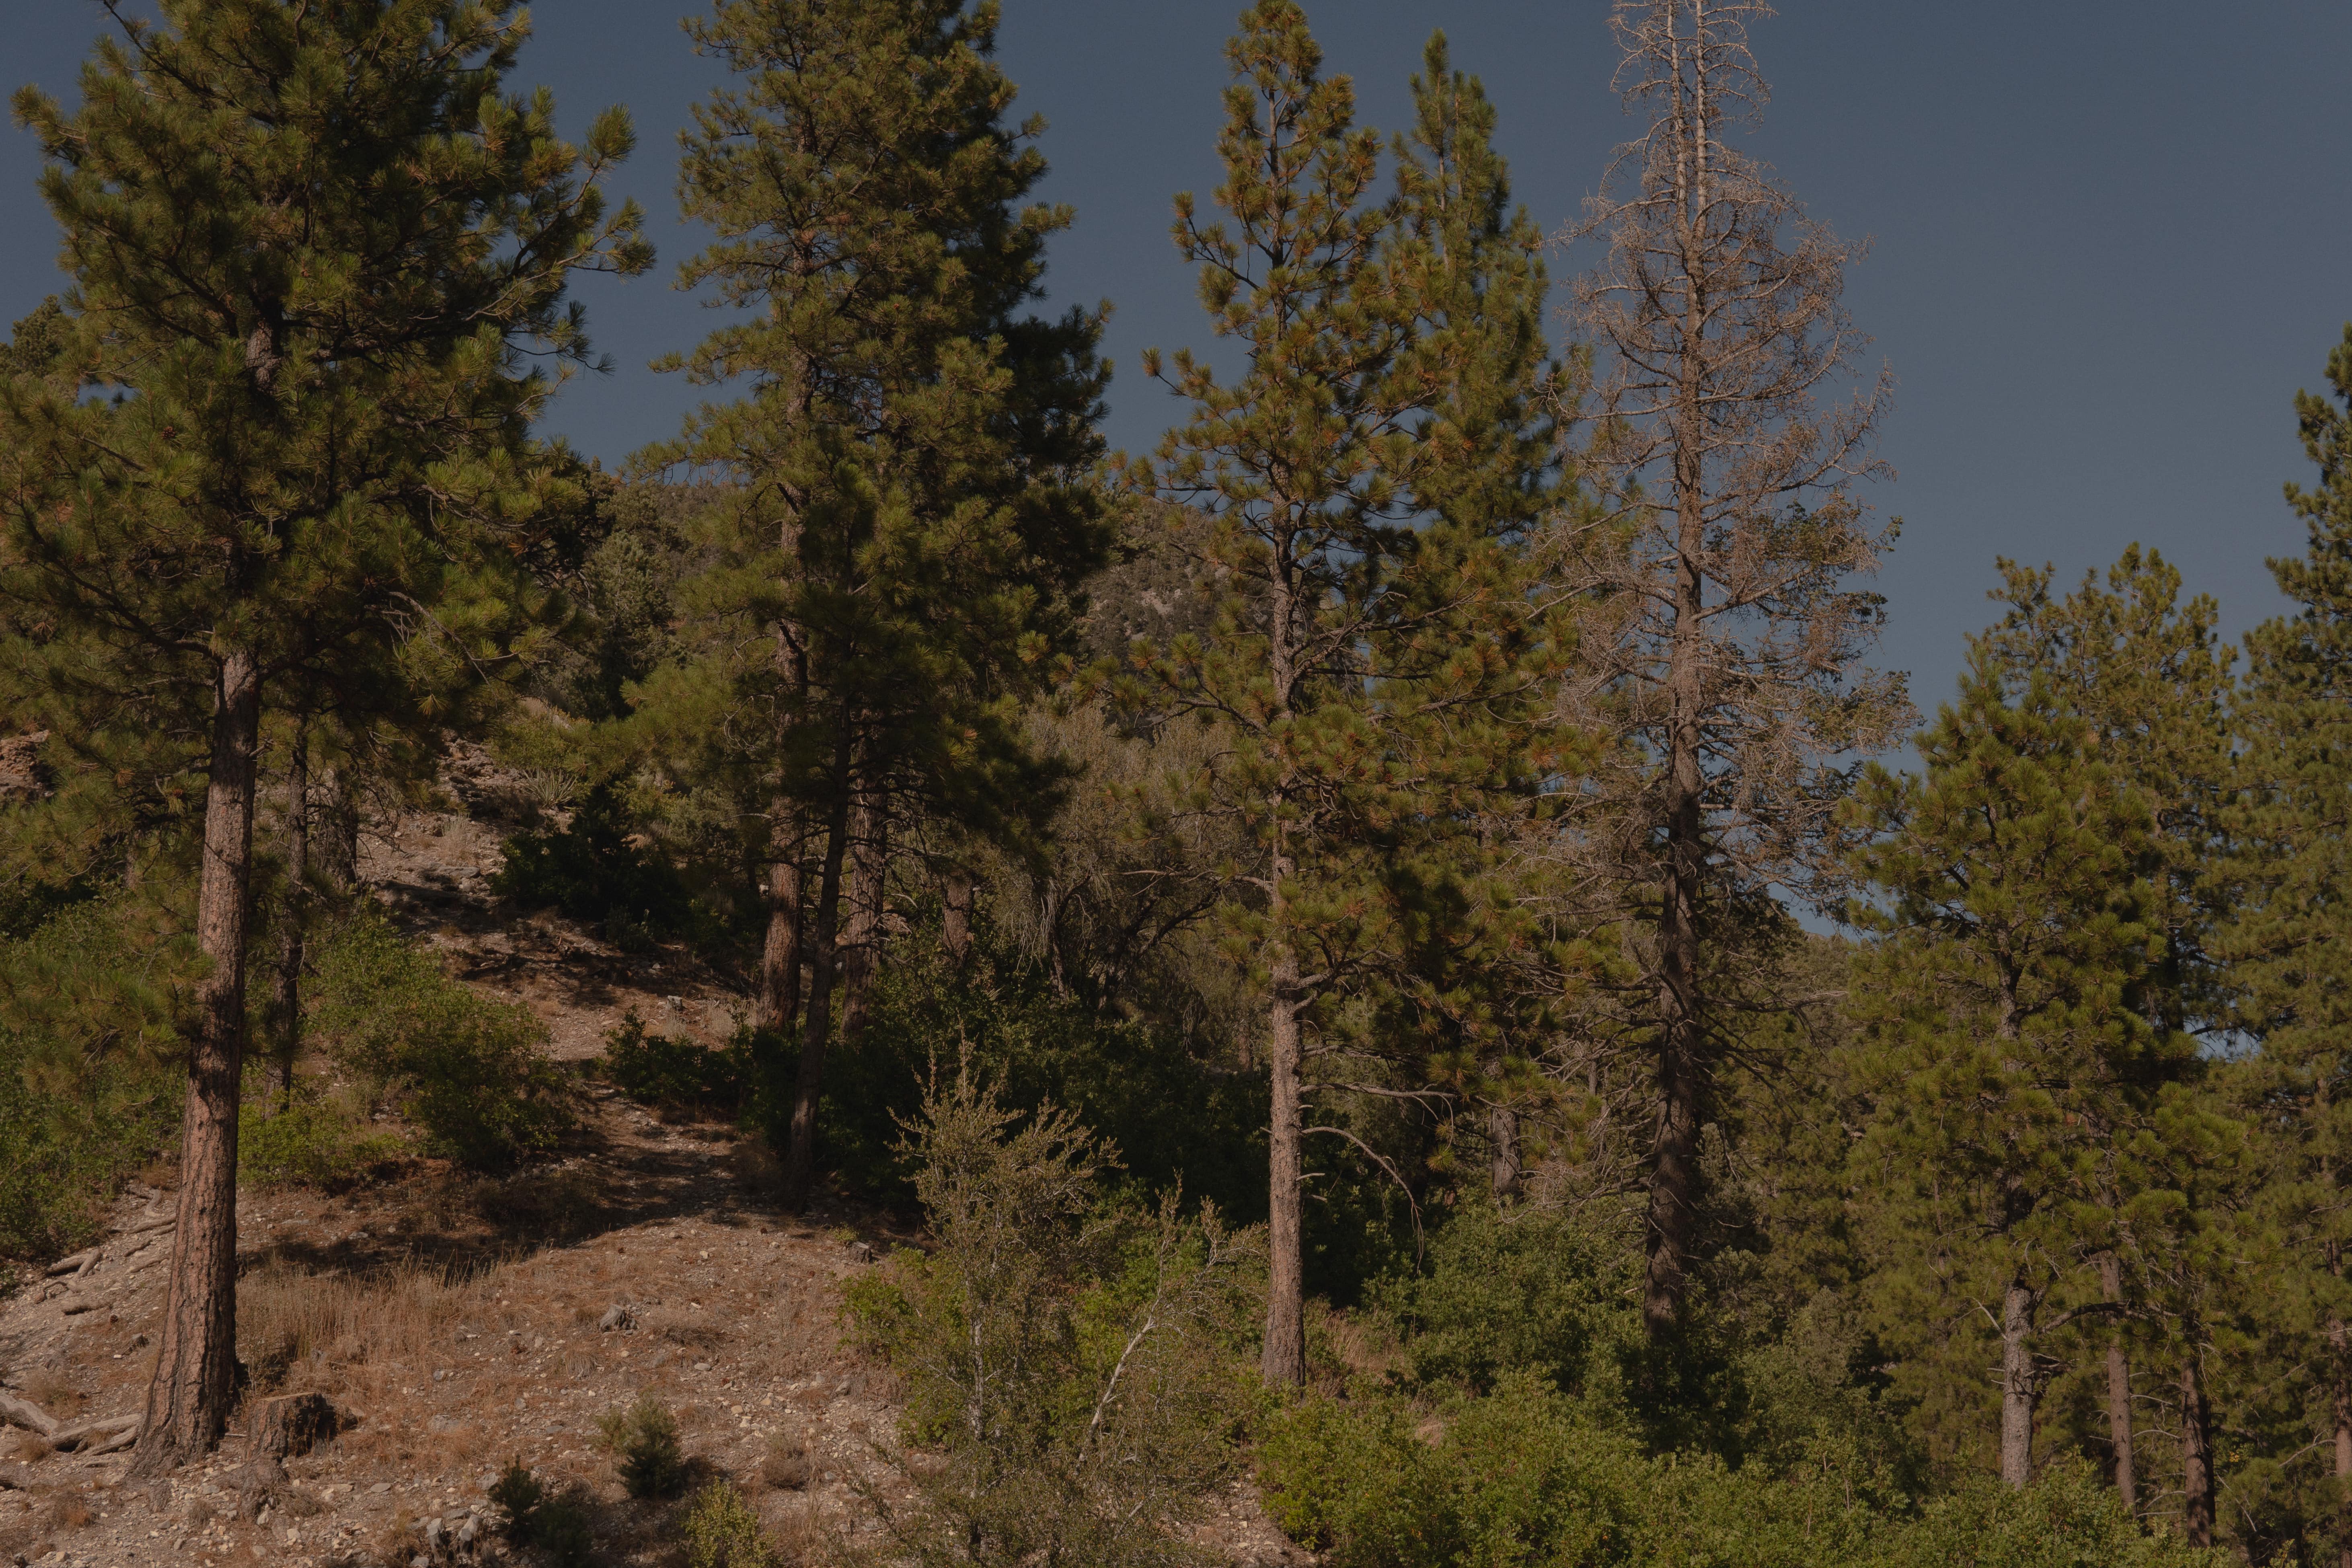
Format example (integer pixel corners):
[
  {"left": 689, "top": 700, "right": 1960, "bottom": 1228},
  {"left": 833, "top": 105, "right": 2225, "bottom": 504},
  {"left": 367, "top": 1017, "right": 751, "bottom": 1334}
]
[{"left": 0, "top": 772, "right": 1300, "bottom": 1568}]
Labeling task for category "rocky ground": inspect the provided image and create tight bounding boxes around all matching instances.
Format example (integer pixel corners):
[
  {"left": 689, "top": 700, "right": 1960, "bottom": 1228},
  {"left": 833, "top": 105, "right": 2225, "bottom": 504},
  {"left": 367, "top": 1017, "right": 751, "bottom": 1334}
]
[{"left": 0, "top": 746, "right": 1305, "bottom": 1568}]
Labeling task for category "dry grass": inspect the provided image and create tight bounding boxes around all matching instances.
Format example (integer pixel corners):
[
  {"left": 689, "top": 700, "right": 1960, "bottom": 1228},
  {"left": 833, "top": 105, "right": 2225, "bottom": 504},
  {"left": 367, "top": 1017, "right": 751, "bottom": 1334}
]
[
  {"left": 237, "top": 1254, "right": 503, "bottom": 1394},
  {"left": 760, "top": 1430, "right": 812, "bottom": 1491}
]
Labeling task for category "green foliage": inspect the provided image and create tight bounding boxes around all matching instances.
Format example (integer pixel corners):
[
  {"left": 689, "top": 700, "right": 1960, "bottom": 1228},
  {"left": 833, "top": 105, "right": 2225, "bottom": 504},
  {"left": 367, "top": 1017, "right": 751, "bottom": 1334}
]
[
  {"left": 0, "top": 891, "right": 189, "bottom": 1261},
  {"left": 493, "top": 782, "right": 697, "bottom": 951},
  {"left": 1261, "top": 1383, "right": 2214, "bottom": 1568},
  {"left": 1378, "top": 1202, "right": 1641, "bottom": 1403},
  {"left": 309, "top": 915, "right": 569, "bottom": 1168},
  {"left": 846, "top": 1070, "right": 1261, "bottom": 1566},
  {"left": 811, "top": 947, "right": 1265, "bottom": 1218},
  {"left": 493, "top": 1459, "right": 596, "bottom": 1566},
  {"left": 678, "top": 1480, "right": 777, "bottom": 1568},
  {"left": 236, "top": 1092, "right": 403, "bottom": 1189},
  {"left": 599, "top": 1010, "right": 752, "bottom": 1115},
  {"left": 598, "top": 1393, "right": 688, "bottom": 1499}
]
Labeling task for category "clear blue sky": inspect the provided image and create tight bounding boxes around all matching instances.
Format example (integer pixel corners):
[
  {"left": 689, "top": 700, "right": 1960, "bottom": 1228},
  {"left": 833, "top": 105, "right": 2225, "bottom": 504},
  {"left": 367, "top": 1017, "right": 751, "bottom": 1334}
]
[{"left": 4, "top": 1, "right": 2348, "bottom": 714}]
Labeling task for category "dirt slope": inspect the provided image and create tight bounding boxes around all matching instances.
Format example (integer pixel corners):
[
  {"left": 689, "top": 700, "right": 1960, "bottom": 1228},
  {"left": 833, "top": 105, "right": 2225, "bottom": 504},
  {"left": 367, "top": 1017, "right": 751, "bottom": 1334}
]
[{"left": 0, "top": 752, "right": 1303, "bottom": 1567}]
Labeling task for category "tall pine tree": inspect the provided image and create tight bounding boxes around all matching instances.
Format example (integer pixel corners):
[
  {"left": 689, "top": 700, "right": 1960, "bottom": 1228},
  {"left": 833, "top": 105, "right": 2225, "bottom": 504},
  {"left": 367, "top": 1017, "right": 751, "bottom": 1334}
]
[
  {"left": 0, "top": 0, "right": 646, "bottom": 1471},
  {"left": 1848, "top": 651, "right": 2173, "bottom": 1489},
  {"left": 2225, "top": 323, "right": 2352, "bottom": 1565},
  {"left": 1138, "top": 6, "right": 1569, "bottom": 1384},
  {"left": 640, "top": 0, "right": 1108, "bottom": 1210}
]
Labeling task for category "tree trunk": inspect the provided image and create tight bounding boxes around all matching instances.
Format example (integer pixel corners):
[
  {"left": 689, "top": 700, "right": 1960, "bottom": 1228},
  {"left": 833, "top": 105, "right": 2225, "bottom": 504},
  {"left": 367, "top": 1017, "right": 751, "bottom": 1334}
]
[
  {"left": 1489, "top": 1103, "right": 1523, "bottom": 1201},
  {"left": 2181, "top": 1326, "right": 2214, "bottom": 1547},
  {"left": 1999, "top": 1278, "right": 2038, "bottom": 1489},
  {"left": 316, "top": 762, "right": 359, "bottom": 892},
  {"left": 1644, "top": 51, "right": 1713, "bottom": 1338},
  {"left": 271, "top": 725, "right": 308, "bottom": 1112},
  {"left": 130, "top": 649, "right": 263, "bottom": 1478},
  {"left": 838, "top": 789, "right": 885, "bottom": 1048},
  {"left": 2331, "top": 1316, "right": 2352, "bottom": 1568},
  {"left": 752, "top": 801, "right": 803, "bottom": 1041},
  {"left": 1261, "top": 941, "right": 1306, "bottom": 1386},
  {"left": 2099, "top": 1250, "right": 2136, "bottom": 1511},
  {"left": 781, "top": 730, "right": 855, "bottom": 1212},
  {"left": 942, "top": 865, "right": 974, "bottom": 964}
]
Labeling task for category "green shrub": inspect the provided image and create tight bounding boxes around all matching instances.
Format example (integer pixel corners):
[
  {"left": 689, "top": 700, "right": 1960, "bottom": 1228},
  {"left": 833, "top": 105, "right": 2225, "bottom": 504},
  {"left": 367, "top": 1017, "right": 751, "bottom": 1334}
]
[
  {"left": 309, "top": 915, "right": 570, "bottom": 1167},
  {"left": 237, "top": 1093, "right": 404, "bottom": 1188},
  {"left": 0, "top": 892, "right": 189, "bottom": 1261},
  {"left": 600, "top": 1010, "right": 750, "bottom": 1113},
  {"left": 598, "top": 1393, "right": 687, "bottom": 1499},
  {"left": 679, "top": 1480, "right": 777, "bottom": 1568},
  {"left": 1259, "top": 1381, "right": 2223, "bottom": 1568},
  {"left": 809, "top": 952, "right": 1264, "bottom": 1219},
  {"left": 489, "top": 1456, "right": 546, "bottom": 1537},
  {"left": 493, "top": 781, "right": 692, "bottom": 946}
]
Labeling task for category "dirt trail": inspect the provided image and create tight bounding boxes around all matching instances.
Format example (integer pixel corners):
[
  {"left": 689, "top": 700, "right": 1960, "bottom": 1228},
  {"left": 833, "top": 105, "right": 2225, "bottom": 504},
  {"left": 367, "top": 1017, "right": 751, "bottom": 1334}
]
[{"left": 0, "top": 748, "right": 1303, "bottom": 1567}]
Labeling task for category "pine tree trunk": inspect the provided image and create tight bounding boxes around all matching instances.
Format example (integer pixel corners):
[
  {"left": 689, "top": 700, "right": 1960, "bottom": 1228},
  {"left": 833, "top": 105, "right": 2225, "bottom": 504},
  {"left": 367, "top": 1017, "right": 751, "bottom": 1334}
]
[
  {"left": 317, "top": 762, "right": 359, "bottom": 892},
  {"left": 130, "top": 649, "right": 262, "bottom": 1478},
  {"left": 942, "top": 865, "right": 974, "bottom": 963},
  {"left": 1645, "top": 53, "right": 1713, "bottom": 1338},
  {"left": 838, "top": 791, "right": 884, "bottom": 1048},
  {"left": 271, "top": 725, "right": 308, "bottom": 1112},
  {"left": 1490, "top": 1104, "right": 1523, "bottom": 1201},
  {"left": 1262, "top": 935, "right": 1306, "bottom": 1386},
  {"left": 752, "top": 801, "right": 803, "bottom": 1040},
  {"left": 1999, "top": 1278, "right": 2038, "bottom": 1489},
  {"left": 2181, "top": 1328, "right": 2215, "bottom": 1546},
  {"left": 781, "top": 730, "right": 855, "bottom": 1213},
  {"left": 2099, "top": 1250, "right": 2135, "bottom": 1511},
  {"left": 2331, "top": 1315, "right": 2352, "bottom": 1568}
]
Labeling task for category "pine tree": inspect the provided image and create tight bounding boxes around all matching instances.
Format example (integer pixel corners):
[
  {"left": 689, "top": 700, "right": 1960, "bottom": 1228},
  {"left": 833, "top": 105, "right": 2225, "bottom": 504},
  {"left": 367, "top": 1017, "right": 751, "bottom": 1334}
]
[
  {"left": 1977, "top": 546, "right": 2235, "bottom": 1516},
  {"left": 641, "top": 0, "right": 1109, "bottom": 1211},
  {"left": 2225, "top": 323, "right": 2352, "bottom": 1566},
  {"left": 1848, "top": 650, "right": 2171, "bottom": 1489},
  {"left": 1138, "top": 6, "right": 1569, "bottom": 1384},
  {"left": 0, "top": 0, "right": 647, "bottom": 1471},
  {"left": 1564, "top": 0, "right": 1906, "bottom": 1338}
]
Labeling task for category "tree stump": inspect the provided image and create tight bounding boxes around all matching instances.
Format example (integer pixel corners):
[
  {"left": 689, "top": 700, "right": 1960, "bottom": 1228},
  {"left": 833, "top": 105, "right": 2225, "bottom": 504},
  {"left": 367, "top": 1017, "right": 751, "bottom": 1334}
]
[{"left": 246, "top": 1392, "right": 339, "bottom": 1461}]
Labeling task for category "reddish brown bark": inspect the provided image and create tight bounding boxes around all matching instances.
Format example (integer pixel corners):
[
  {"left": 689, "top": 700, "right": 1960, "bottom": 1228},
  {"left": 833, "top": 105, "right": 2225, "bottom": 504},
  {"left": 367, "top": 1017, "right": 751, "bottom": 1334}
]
[
  {"left": 781, "top": 731, "right": 854, "bottom": 1213},
  {"left": 129, "top": 649, "right": 262, "bottom": 1477},
  {"left": 941, "top": 865, "right": 974, "bottom": 963},
  {"left": 2099, "top": 1251, "right": 2136, "bottom": 1511},
  {"left": 1261, "top": 947, "right": 1306, "bottom": 1386},
  {"left": 270, "top": 724, "right": 308, "bottom": 1110},
  {"left": 837, "top": 791, "right": 884, "bottom": 1050},
  {"left": 2181, "top": 1328, "right": 2214, "bottom": 1546},
  {"left": 752, "top": 803, "right": 803, "bottom": 1040},
  {"left": 1999, "top": 1279, "right": 2038, "bottom": 1490}
]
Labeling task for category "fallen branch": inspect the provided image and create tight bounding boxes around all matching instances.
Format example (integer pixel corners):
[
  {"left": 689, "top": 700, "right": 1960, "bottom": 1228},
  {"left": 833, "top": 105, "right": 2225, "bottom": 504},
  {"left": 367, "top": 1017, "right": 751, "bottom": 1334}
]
[
  {"left": 50, "top": 1414, "right": 138, "bottom": 1453},
  {"left": 0, "top": 1394, "right": 56, "bottom": 1438}
]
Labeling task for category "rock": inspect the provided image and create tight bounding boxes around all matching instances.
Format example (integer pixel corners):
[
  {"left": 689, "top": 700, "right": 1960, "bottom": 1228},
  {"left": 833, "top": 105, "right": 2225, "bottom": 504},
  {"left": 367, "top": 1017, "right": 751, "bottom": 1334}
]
[
  {"left": 237, "top": 1456, "right": 288, "bottom": 1520},
  {"left": 598, "top": 1304, "right": 635, "bottom": 1333},
  {"left": 850, "top": 1240, "right": 877, "bottom": 1264},
  {"left": 248, "top": 1391, "right": 341, "bottom": 1461},
  {"left": 0, "top": 1463, "right": 30, "bottom": 1490}
]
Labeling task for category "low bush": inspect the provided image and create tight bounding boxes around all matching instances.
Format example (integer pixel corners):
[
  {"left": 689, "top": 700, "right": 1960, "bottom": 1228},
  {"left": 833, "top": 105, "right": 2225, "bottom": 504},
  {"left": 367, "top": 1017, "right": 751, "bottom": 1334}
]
[
  {"left": 0, "top": 892, "right": 189, "bottom": 1262},
  {"left": 600, "top": 1009, "right": 751, "bottom": 1114},
  {"left": 809, "top": 952, "right": 1265, "bottom": 1219},
  {"left": 679, "top": 1479, "right": 777, "bottom": 1568},
  {"left": 493, "top": 781, "right": 695, "bottom": 949},
  {"left": 309, "top": 914, "right": 570, "bottom": 1167},
  {"left": 846, "top": 1070, "right": 1260, "bottom": 1567},
  {"left": 598, "top": 1393, "right": 687, "bottom": 1499},
  {"left": 238, "top": 1091, "right": 404, "bottom": 1188},
  {"left": 1259, "top": 1381, "right": 2222, "bottom": 1568}
]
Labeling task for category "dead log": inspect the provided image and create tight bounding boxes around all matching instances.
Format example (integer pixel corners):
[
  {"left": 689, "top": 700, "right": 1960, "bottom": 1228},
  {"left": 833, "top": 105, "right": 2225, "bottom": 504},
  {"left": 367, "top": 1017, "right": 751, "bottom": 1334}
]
[
  {"left": 247, "top": 1392, "right": 341, "bottom": 1461},
  {"left": 49, "top": 1413, "right": 138, "bottom": 1453},
  {"left": 0, "top": 1394, "right": 56, "bottom": 1437}
]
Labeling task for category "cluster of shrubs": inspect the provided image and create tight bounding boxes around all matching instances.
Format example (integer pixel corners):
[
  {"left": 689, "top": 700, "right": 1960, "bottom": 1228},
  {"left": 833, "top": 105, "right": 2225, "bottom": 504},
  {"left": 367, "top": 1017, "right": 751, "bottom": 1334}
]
[{"left": 490, "top": 1397, "right": 781, "bottom": 1568}]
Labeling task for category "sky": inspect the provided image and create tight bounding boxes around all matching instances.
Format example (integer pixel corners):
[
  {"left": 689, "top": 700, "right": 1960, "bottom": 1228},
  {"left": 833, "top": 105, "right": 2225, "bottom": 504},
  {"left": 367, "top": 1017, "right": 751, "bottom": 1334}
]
[{"left": 2, "top": 0, "right": 2348, "bottom": 716}]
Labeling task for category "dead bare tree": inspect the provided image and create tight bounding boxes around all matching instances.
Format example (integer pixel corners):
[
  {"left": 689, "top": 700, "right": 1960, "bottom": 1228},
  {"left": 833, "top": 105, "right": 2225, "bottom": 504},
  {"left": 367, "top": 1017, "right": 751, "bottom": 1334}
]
[{"left": 1561, "top": 0, "right": 1908, "bottom": 1338}]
